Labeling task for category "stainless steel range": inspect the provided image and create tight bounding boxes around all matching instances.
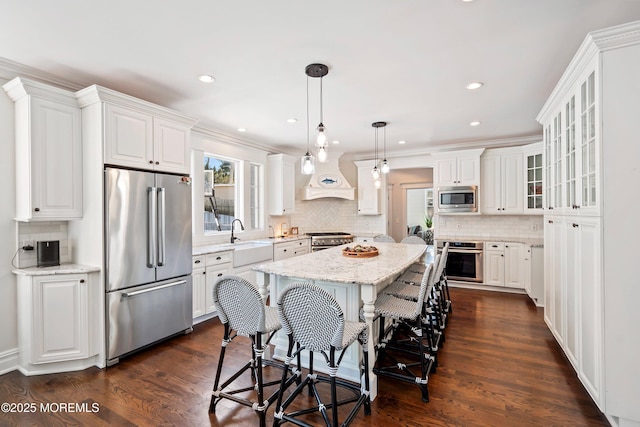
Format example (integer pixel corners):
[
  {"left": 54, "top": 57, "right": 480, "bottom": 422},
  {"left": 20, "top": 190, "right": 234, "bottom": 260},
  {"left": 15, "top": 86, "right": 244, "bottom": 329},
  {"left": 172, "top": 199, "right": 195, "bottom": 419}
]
[{"left": 307, "top": 232, "right": 354, "bottom": 251}]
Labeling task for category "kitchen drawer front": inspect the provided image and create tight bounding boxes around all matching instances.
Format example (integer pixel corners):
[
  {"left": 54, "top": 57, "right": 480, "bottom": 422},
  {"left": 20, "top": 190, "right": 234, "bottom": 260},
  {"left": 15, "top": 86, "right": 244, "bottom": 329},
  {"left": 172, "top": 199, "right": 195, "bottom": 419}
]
[
  {"left": 192, "top": 255, "right": 205, "bottom": 269},
  {"left": 485, "top": 242, "right": 505, "bottom": 251},
  {"left": 206, "top": 251, "right": 232, "bottom": 266}
]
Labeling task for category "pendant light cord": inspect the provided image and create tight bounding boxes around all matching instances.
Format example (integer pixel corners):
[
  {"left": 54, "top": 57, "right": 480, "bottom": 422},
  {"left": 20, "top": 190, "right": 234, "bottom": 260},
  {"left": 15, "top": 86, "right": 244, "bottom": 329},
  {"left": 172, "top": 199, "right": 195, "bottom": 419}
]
[
  {"left": 306, "top": 76, "right": 310, "bottom": 153},
  {"left": 319, "top": 76, "right": 323, "bottom": 124},
  {"left": 383, "top": 126, "right": 386, "bottom": 159}
]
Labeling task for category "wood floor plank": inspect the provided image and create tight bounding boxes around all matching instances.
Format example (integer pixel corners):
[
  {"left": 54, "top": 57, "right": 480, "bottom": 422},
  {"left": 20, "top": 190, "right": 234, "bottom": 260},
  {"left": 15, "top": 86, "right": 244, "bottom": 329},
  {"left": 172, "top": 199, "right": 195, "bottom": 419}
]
[{"left": 0, "top": 288, "right": 609, "bottom": 426}]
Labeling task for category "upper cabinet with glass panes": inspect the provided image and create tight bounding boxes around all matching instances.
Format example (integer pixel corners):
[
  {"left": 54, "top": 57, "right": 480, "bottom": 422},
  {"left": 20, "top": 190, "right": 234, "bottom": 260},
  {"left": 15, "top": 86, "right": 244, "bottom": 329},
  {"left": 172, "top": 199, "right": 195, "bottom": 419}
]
[
  {"left": 537, "top": 62, "right": 600, "bottom": 217},
  {"left": 523, "top": 142, "right": 543, "bottom": 213}
]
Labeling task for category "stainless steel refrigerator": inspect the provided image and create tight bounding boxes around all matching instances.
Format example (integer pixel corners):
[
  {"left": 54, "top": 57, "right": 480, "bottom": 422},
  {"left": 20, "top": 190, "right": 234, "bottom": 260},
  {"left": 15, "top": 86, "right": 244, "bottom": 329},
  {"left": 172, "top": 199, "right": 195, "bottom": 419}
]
[{"left": 105, "top": 167, "right": 193, "bottom": 365}]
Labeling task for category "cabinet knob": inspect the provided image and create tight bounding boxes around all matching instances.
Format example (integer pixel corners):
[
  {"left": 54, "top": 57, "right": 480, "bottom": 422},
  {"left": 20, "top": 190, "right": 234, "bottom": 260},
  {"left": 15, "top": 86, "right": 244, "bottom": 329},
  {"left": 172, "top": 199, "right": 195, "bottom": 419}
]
[
  {"left": 34, "top": 208, "right": 40, "bottom": 212},
  {"left": 80, "top": 279, "right": 85, "bottom": 283},
  {"left": 149, "top": 160, "right": 153, "bottom": 164},
  {"left": 194, "top": 259, "right": 201, "bottom": 264},
  {"left": 155, "top": 161, "right": 159, "bottom": 165},
  {"left": 216, "top": 256, "right": 222, "bottom": 260},
  {"left": 283, "top": 249, "right": 287, "bottom": 252},
  {"left": 501, "top": 254, "right": 504, "bottom": 257}
]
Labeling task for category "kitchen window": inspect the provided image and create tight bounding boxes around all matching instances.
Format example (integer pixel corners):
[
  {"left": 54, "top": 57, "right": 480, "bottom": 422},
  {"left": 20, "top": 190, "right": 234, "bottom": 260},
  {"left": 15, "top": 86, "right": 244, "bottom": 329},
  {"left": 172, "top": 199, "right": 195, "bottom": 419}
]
[{"left": 204, "top": 154, "right": 237, "bottom": 232}]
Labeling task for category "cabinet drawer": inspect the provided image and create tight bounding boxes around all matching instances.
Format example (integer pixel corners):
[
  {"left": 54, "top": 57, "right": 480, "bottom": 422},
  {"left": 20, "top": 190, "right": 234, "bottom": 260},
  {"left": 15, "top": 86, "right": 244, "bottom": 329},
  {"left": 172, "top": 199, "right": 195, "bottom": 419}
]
[
  {"left": 486, "top": 242, "right": 505, "bottom": 251},
  {"left": 192, "top": 255, "right": 205, "bottom": 268},
  {"left": 206, "top": 251, "right": 232, "bottom": 266}
]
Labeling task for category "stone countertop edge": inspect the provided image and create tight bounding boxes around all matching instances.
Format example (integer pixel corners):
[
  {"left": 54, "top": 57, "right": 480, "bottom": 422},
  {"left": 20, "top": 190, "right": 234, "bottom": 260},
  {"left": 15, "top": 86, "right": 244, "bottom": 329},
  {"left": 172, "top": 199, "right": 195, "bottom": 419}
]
[
  {"left": 13, "top": 264, "right": 101, "bottom": 276},
  {"left": 435, "top": 235, "right": 544, "bottom": 247},
  {"left": 193, "top": 235, "right": 310, "bottom": 256}
]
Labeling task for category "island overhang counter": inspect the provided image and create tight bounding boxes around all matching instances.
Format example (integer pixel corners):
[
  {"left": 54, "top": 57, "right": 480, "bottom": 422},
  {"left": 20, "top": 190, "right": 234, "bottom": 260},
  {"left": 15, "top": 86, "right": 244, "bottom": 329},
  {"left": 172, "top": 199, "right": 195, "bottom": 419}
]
[{"left": 253, "top": 242, "right": 428, "bottom": 401}]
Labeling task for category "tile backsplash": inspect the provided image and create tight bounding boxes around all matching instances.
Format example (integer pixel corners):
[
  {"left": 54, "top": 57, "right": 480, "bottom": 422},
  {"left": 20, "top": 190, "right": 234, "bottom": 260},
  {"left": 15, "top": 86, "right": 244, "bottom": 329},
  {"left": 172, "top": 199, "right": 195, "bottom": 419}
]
[
  {"left": 16, "top": 221, "right": 70, "bottom": 268},
  {"left": 273, "top": 198, "right": 385, "bottom": 236},
  {"left": 435, "top": 214, "right": 544, "bottom": 239}
]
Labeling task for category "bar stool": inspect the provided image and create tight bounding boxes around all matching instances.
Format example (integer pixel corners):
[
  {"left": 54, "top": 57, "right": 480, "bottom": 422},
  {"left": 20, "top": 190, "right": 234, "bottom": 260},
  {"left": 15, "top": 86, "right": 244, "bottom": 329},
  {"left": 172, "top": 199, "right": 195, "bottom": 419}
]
[
  {"left": 400, "top": 235, "right": 426, "bottom": 245},
  {"left": 209, "top": 275, "right": 298, "bottom": 427},
  {"left": 371, "top": 264, "right": 436, "bottom": 402},
  {"left": 274, "top": 282, "right": 371, "bottom": 427}
]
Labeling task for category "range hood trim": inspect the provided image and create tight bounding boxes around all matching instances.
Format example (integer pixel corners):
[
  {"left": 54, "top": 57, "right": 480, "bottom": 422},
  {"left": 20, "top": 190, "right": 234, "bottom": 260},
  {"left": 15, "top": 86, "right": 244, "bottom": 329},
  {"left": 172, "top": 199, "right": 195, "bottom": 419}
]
[{"left": 303, "top": 187, "right": 355, "bottom": 200}]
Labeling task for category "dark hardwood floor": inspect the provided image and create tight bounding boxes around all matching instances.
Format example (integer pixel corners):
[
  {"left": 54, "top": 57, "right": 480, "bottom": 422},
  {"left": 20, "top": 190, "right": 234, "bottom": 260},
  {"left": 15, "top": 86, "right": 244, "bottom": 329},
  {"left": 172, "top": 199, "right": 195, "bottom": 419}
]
[{"left": 0, "top": 288, "right": 608, "bottom": 426}]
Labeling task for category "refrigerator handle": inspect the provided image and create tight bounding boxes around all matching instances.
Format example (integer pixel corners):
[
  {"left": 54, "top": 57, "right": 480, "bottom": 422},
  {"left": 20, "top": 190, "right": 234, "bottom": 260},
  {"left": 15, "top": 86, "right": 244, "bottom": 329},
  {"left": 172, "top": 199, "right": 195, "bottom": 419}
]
[
  {"left": 158, "top": 187, "right": 166, "bottom": 266},
  {"left": 147, "top": 187, "right": 157, "bottom": 268}
]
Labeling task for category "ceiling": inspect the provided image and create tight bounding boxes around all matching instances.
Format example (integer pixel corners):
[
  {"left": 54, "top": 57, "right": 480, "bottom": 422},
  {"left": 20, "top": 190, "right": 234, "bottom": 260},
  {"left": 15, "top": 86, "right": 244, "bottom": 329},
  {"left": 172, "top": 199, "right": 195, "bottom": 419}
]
[{"left": 2, "top": 0, "right": 640, "bottom": 157}]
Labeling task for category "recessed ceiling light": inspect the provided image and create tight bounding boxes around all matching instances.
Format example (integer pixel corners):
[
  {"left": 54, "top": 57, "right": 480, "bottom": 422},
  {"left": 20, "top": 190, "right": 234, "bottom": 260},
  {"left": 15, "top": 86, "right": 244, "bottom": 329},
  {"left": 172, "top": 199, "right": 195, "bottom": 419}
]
[
  {"left": 237, "top": 128, "right": 247, "bottom": 132},
  {"left": 332, "top": 140, "right": 340, "bottom": 144},
  {"left": 465, "top": 82, "right": 484, "bottom": 90},
  {"left": 461, "top": 0, "right": 476, "bottom": 2},
  {"left": 398, "top": 140, "right": 407, "bottom": 144},
  {"left": 287, "top": 118, "right": 298, "bottom": 123},
  {"left": 198, "top": 74, "right": 215, "bottom": 83},
  {"left": 470, "top": 121, "right": 481, "bottom": 126}
]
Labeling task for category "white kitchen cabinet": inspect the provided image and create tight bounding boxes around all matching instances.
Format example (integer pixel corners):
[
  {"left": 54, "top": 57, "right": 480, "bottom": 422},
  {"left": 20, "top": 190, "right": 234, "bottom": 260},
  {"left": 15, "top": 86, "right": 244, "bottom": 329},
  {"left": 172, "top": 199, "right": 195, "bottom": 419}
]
[
  {"left": 483, "top": 242, "right": 524, "bottom": 289},
  {"left": 15, "top": 270, "right": 100, "bottom": 375},
  {"left": 523, "top": 142, "right": 544, "bottom": 214},
  {"left": 536, "top": 22, "right": 640, "bottom": 421},
  {"left": 355, "top": 160, "right": 381, "bottom": 215},
  {"left": 204, "top": 251, "right": 232, "bottom": 316},
  {"left": 273, "top": 239, "right": 310, "bottom": 261},
  {"left": 480, "top": 148, "right": 523, "bottom": 214},
  {"left": 191, "top": 251, "right": 232, "bottom": 323},
  {"left": 483, "top": 243, "right": 505, "bottom": 287},
  {"left": 523, "top": 245, "right": 544, "bottom": 307},
  {"left": 433, "top": 149, "right": 483, "bottom": 187},
  {"left": 267, "top": 154, "right": 296, "bottom": 215},
  {"left": 76, "top": 85, "right": 197, "bottom": 175},
  {"left": 192, "top": 255, "right": 206, "bottom": 319},
  {"left": 3, "top": 77, "right": 83, "bottom": 221}
]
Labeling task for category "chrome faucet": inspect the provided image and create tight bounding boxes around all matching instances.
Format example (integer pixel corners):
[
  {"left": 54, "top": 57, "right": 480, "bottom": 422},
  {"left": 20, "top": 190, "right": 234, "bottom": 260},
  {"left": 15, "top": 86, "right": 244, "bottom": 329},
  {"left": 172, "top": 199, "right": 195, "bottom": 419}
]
[{"left": 230, "top": 219, "right": 245, "bottom": 243}]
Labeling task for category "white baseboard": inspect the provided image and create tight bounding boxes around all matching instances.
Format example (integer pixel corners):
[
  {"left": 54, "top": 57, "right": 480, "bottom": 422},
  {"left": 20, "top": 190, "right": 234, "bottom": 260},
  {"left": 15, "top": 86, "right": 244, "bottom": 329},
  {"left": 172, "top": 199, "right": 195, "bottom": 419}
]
[
  {"left": 0, "top": 348, "right": 19, "bottom": 376},
  {"left": 448, "top": 281, "right": 527, "bottom": 295}
]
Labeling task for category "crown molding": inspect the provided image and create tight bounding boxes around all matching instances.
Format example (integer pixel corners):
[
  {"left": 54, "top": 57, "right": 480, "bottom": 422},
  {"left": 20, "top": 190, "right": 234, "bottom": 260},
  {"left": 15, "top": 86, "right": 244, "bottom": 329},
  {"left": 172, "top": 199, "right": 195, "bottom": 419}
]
[
  {"left": 2, "top": 77, "right": 79, "bottom": 106},
  {"left": 537, "top": 20, "right": 640, "bottom": 124},
  {"left": 0, "top": 57, "right": 83, "bottom": 91},
  {"left": 192, "top": 124, "right": 277, "bottom": 154}
]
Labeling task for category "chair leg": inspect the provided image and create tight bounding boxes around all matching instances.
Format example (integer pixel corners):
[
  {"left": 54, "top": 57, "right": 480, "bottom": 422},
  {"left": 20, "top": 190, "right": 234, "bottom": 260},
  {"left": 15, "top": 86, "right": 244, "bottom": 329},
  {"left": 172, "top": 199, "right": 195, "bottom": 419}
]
[
  {"left": 330, "top": 348, "right": 338, "bottom": 427},
  {"left": 209, "top": 323, "right": 230, "bottom": 413},
  {"left": 253, "top": 333, "right": 266, "bottom": 427}
]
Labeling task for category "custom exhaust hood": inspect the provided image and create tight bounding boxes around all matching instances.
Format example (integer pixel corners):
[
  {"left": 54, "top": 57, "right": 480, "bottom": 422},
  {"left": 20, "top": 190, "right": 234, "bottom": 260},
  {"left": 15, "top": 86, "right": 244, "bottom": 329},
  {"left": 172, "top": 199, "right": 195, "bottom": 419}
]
[{"left": 302, "top": 152, "right": 355, "bottom": 200}]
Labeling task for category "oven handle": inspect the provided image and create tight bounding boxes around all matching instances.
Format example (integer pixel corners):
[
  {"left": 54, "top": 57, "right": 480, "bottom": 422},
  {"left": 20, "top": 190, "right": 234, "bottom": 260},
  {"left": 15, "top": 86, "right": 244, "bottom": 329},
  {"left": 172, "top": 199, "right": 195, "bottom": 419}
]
[{"left": 448, "top": 249, "right": 483, "bottom": 254}]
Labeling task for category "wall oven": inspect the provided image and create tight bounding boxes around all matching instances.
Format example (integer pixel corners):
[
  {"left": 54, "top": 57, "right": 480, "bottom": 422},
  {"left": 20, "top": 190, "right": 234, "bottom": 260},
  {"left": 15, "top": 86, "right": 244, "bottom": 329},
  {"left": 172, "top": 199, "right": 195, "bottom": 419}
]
[
  {"left": 437, "top": 186, "right": 477, "bottom": 213},
  {"left": 437, "top": 240, "right": 483, "bottom": 283}
]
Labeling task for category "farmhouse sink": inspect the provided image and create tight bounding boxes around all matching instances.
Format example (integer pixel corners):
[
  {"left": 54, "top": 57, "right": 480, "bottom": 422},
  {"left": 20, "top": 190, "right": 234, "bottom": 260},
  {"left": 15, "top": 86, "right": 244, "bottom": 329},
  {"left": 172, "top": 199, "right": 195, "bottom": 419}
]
[{"left": 231, "top": 241, "right": 273, "bottom": 267}]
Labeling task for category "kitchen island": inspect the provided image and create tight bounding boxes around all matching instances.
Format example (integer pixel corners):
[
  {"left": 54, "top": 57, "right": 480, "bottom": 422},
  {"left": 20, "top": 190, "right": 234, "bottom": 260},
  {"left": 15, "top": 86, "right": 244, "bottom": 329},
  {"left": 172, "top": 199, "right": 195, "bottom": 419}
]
[{"left": 253, "top": 242, "right": 429, "bottom": 400}]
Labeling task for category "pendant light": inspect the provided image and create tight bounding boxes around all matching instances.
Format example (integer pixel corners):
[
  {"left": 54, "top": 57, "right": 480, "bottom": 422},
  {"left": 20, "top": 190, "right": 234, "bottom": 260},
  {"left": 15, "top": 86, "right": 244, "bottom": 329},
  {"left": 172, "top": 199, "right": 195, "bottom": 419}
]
[
  {"left": 381, "top": 123, "right": 390, "bottom": 173},
  {"left": 372, "top": 121, "right": 386, "bottom": 188},
  {"left": 306, "top": 63, "right": 329, "bottom": 162},
  {"left": 301, "top": 72, "right": 315, "bottom": 175}
]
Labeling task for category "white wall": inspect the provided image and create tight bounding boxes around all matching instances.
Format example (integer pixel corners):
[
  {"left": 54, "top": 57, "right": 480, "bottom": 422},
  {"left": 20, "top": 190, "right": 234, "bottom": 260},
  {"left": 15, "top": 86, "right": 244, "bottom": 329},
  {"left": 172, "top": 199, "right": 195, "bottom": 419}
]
[{"left": 0, "top": 75, "right": 18, "bottom": 372}]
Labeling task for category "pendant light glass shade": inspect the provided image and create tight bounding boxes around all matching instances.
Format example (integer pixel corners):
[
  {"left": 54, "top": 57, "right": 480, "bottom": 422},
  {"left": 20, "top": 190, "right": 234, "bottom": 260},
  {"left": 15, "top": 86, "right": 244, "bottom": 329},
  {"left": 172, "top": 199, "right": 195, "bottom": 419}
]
[
  {"left": 371, "top": 165, "right": 380, "bottom": 180},
  {"left": 317, "top": 144, "right": 328, "bottom": 163},
  {"left": 381, "top": 159, "right": 390, "bottom": 174},
  {"left": 301, "top": 151, "right": 315, "bottom": 175},
  {"left": 374, "top": 177, "right": 381, "bottom": 188},
  {"left": 381, "top": 125, "right": 390, "bottom": 173},
  {"left": 316, "top": 123, "right": 327, "bottom": 148}
]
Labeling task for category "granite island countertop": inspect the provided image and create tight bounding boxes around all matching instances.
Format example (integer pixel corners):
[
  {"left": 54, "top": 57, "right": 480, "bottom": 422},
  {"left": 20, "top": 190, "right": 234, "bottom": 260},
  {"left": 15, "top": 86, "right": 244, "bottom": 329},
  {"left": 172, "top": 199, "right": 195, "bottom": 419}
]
[{"left": 253, "top": 242, "right": 427, "bottom": 286}]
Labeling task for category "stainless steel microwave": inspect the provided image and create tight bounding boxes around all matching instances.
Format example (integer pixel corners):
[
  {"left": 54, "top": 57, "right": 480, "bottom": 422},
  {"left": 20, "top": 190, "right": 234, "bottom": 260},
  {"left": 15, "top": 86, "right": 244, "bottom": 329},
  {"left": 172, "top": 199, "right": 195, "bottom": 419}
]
[{"left": 437, "top": 186, "right": 477, "bottom": 213}]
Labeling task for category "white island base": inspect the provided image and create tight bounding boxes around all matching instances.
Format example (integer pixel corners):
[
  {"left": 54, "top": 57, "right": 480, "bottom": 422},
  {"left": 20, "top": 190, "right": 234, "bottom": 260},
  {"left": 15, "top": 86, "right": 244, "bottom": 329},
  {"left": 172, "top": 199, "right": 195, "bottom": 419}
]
[{"left": 254, "top": 242, "right": 428, "bottom": 401}]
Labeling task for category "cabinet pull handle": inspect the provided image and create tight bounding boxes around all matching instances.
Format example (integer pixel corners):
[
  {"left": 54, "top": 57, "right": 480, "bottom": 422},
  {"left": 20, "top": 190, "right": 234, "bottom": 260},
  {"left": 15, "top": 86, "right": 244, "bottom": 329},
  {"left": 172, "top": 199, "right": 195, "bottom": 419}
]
[
  {"left": 216, "top": 256, "right": 222, "bottom": 260},
  {"left": 195, "top": 259, "right": 201, "bottom": 264},
  {"left": 217, "top": 273, "right": 223, "bottom": 277},
  {"left": 573, "top": 223, "right": 579, "bottom": 228},
  {"left": 548, "top": 220, "right": 553, "bottom": 224}
]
